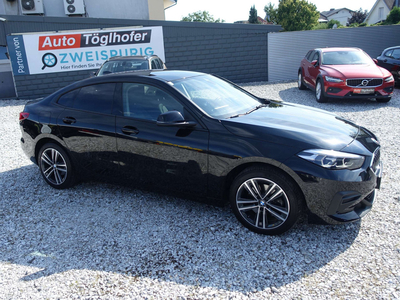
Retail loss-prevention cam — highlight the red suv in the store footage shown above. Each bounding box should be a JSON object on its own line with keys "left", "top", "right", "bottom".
{"left": 298, "top": 47, "right": 394, "bottom": 103}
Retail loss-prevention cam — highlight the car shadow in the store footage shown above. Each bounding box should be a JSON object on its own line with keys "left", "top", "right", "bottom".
{"left": 278, "top": 86, "right": 399, "bottom": 113}
{"left": 0, "top": 165, "right": 361, "bottom": 293}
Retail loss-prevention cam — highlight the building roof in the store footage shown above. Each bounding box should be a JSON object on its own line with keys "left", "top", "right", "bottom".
{"left": 320, "top": 7, "right": 354, "bottom": 18}
{"left": 384, "top": 0, "right": 396, "bottom": 9}
{"left": 364, "top": 0, "right": 399, "bottom": 23}
{"left": 319, "top": 13, "right": 328, "bottom": 22}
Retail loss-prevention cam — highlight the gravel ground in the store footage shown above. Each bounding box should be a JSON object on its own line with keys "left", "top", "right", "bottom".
{"left": 1, "top": 83, "right": 399, "bottom": 299}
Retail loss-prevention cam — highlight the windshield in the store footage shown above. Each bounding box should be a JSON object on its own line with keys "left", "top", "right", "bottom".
{"left": 322, "top": 50, "right": 372, "bottom": 65}
{"left": 97, "top": 60, "right": 149, "bottom": 75}
{"left": 170, "top": 74, "right": 262, "bottom": 119}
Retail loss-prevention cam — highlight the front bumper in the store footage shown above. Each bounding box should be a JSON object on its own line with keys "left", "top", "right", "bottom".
{"left": 327, "top": 160, "right": 382, "bottom": 222}
{"left": 324, "top": 80, "right": 394, "bottom": 99}
{"left": 285, "top": 156, "right": 382, "bottom": 225}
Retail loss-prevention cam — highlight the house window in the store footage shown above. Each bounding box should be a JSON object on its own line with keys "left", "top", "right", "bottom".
{"left": 379, "top": 7, "right": 384, "bottom": 20}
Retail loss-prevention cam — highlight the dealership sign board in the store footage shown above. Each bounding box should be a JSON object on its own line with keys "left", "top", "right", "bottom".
{"left": 7, "top": 26, "right": 165, "bottom": 76}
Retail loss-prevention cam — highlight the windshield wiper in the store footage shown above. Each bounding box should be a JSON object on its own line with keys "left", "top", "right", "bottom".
{"left": 229, "top": 104, "right": 268, "bottom": 119}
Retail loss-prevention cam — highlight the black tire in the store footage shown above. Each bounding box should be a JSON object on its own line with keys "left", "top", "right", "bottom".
{"left": 376, "top": 97, "right": 391, "bottom": 103}
{"left": 230, "top": 167, "right": 302, "bottom": 235}
{"left": 315, "top": 79, "right": 328, "bottom": 103}
{"left": 38, "top": 143, "right": 75, "bottom": 189}
{"left": 298, "top": 71, "right": 307, "bottom": 90}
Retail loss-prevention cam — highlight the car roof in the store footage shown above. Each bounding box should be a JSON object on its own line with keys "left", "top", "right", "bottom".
{"left": 105, "top": 70, "right": 202, "bottom": 82}
{"left": 107, "top": 55, "right": 157, "bottom": 61}
{"left": 382, "top": 45, "right": 400, "bottom": 51}
{"left": 318, "top": 47, "right": 362, "bottom": 53}
{"left": 50, "top": 70, "right": 205, "bottom": 100}
{"left": 60, "top": 70, "right": 204, "bottom": 93}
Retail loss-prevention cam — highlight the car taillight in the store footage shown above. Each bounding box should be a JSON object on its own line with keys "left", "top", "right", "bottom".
{"left": 19, "top": 112, "right": 29, "bottom": 121}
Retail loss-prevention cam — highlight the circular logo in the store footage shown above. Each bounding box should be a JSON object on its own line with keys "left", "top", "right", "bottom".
{"left": 41, "top": 53, "right": 58, "bottom": 70}
{"left": 361, "top": 79, "right": 369, "bottom": 86}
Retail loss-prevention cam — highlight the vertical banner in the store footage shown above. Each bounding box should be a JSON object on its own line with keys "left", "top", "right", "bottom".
{"left": 7, "top": 35, "right": 30, "bottom": 76}
{"left": 7, "top": 26, "right": 165, "bottom": 76}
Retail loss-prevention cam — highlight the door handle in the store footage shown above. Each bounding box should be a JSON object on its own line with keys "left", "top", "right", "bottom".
{"left": 383, "top": 59, "right": 387, "bottom": 62}
{"left": 121, "top": 126, "right": 139, "bottom": 135}
{"left": 63, "top": 117, "right": 76, "bottom": 124}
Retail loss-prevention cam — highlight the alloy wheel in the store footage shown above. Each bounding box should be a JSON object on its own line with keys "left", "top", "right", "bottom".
{"left": 316, "top": 81, "right": 322, "bottom": 100}
{"left": 40, "top": 148, "right": 68, "bottom": 186}
{"left": 236, "top": 177, "right": 290, "bottom": 230}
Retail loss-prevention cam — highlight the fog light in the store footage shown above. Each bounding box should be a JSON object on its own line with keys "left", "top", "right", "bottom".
{"left": 327, "top": 87, "right": 342, "bottom": 94}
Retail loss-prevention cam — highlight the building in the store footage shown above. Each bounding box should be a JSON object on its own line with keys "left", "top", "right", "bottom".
{"left": 364, "top": 0, "right": 400, "bottom": 24}
{"left": 0, "top": 0, "right": 177, "bottom": 20}
{"left": 320, "top": 8, "right": 354, "bottom": 26}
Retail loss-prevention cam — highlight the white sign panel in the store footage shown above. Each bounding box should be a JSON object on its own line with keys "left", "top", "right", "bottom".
{"left": 7, "top": 27, "right": 165, "bottom": 75}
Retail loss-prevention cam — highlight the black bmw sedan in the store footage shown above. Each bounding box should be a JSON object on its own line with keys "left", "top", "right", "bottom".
{"left": 19, "top": 70, "right": 382, "bottom": 235}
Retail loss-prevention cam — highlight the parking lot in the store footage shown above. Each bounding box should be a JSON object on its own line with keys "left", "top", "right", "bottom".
{"left": 1, "top": 82, "right": 399, "bottom": 299}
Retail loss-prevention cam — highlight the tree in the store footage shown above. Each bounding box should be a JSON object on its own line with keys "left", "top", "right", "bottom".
{"left": 248, "top": 5, "right": 260, "bottom": 24}
{"left": 385, "top": 6, "right": 400, "bottom": 24}
{"left": 348, "top": 8, "right": 368, "bottom": 25}
{"left": 181, "top": 11, "right": 224, "bottom": 23}
{"left": 264, "top": 0, "right": 319, "bottom": 31}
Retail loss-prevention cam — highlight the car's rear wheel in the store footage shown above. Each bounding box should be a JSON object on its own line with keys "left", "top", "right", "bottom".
{"left": 230, "top": 167, "right": 302, "bottom": 235}
{"left": 298, "top": 71, "right": 306, "bottom": 90}
{"left": 376, "top": 97, "right": 391, "bottom": 103}
{"left": 38, "top": 143, "right": 74, "bottom": 189}
{"left": 315, "top": 79, "right": 327, "bottom": 103}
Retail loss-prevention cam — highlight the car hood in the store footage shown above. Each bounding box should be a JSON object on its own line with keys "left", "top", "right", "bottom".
{"left": 221, "top": 102, "right": 360, "bottom": 151}
{"left": 321, "top": 64, "right": 389, "bottom": 78}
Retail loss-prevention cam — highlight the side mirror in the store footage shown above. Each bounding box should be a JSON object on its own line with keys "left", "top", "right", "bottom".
{"left": 311, "top": 60, "right": 319, "bottom": 67}
{"left": 372, "top": 58, "right": 378, "bottom": 65}
{"left": 157, "top": 111, "right": 196, "bottom": 127}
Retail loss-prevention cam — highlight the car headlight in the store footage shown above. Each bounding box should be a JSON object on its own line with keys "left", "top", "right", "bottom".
{"left": 325, "top": 76, "right": 343, "bottom": 83}
{"left": 298, "top": 149, "right": 365, "bottom": 170}
{"left": 384, "top": 75, "right": 394, "bottom": 82}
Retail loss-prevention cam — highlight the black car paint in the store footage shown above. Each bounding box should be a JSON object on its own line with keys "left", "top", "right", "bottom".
{"left": 377, "top": 46, "right": 400, "bottom": 85}
{"left": 20, "top": 70, "right": 381, "bottom": 225}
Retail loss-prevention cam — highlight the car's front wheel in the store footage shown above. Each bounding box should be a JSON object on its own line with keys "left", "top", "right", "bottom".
{"left": 230, "top": 167, "right": 302, "bottom": 235}
{"left": 315, "top": 79, "right": 328, "bottom": 103}
{"left": 38, "top": 143, "right": 75, "bottom": 189}
{"left": 298, "top": 71, "right": 306, "bottom": 90}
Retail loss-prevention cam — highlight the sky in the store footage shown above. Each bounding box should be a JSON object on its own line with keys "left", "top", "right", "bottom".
{"left": 165, "top": 0, "right": 378, "bottom": 23}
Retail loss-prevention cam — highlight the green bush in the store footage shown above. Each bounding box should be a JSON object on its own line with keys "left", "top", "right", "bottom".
{"left": 314, "top": 23, "right": 328, "bottom": 30}
{"left": 386, "top": 7, "right": 400, "bottom": 24}
{"left": 327, "top": 19, "right": 342, "bottom": 29}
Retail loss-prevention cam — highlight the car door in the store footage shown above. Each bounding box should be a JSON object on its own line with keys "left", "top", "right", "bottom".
{"left": 56, "top": 83, "right": 118, "bottom": 177}
{"left": 381, "top": 48, "right": 400, "bottom": 74}
{"left": 307, "top": 51, "right": 321, "bottom": 88}
{"left": 114, "top": 81, "right": 209, "bottom": 196}
{"left": 302, "top": 50, "right": 314, "bottom": 86}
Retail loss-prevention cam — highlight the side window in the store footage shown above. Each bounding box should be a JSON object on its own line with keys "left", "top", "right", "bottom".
{"left": 156, "top": 59, "right": 163, "bottom": 69}
{"left": 311, "top": 52, "right": 320, "bottom": 64}
{"left": 392, "top": 49, "right": 400, "bottom": 60}
{"left": 73, "top": 83, "right": 116, "bottom": 114}
{"left": 384, "top": 50, "right": 393, "bottom": 58}
{"left": 306, "top": 50, "right": 314, "bottom": 61}
{"left": 57, "top": 88, "right": 79, "bottom": 107}
{"left": 151, "top": 59, "right": 158, "bottom": 69}
{"left": 122, "top": 83, "right": 183, "bottom": 121}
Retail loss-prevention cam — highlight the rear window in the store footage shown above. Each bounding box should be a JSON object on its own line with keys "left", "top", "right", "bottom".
{"left": 97, "top": 60, "right": 149, "bottom": 75}
{"left": 57, "top": 83, "right": 116, "bottom": 114}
